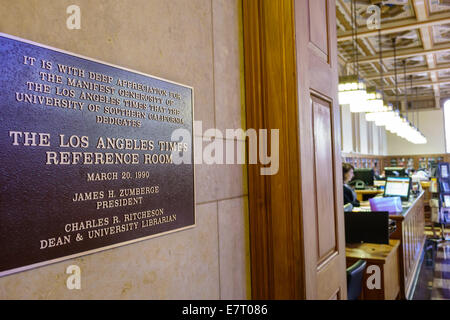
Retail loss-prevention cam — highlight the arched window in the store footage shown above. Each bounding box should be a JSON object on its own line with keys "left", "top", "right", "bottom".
{"left": 445, "top": 100, "right": 450, "bottom": 153}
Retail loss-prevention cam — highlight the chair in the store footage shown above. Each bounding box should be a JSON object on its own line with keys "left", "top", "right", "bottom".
{"left": 347, "top": 259, "right": 367, "bottom": 300}
{"left": 344, "top": 203, "right": 353, "bottom": 212}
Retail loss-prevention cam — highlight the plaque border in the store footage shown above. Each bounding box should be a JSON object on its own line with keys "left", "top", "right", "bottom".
{"left": 0, "top": 32, "right": 197, "bottom": 278}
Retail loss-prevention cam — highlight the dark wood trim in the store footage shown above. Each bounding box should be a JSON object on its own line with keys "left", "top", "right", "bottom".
{"left": 242, "top": 0, "right": 305, "bottom": 299}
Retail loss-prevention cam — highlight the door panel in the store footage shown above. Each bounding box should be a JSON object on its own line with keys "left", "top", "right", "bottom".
{"left": 295, "top": 0, "right": 347, "bottom": 299}
{"left": 308, "top": 0, "right": 329, "bottom": 60}
{"left": 317, "top": 256, "right": 343, "bottom": 300}
{"left": 312, "top": 96, "right": 338, "bottom": 261}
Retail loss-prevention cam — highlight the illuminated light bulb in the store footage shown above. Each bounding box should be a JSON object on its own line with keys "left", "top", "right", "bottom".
{"left": 366, "top": 89, "right": 384, "bottom": 113}
{"left": 386, "top": 111, "right": 405, "bottom": 135}
{"left": 366, "top": 112, "right": 378, "bottom": 122}
{"left": 396, "top": 125, "right": 408, "bottom": 138}
{"left": 339, "top": 77, "right": 368, "bottom": 113}
{"left": 338, "top": 91, "right": 351, "bottom": 105}
{"left": 370, "top": 99, "right": 384, "bottom": 112}
{"left": 349, "top": 90, "right": 368, "bottom": 113}
{"left": 384, "top": 112, "right": 400, "bottom": 132}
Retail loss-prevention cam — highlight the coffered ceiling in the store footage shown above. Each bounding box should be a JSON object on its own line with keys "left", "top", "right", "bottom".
{"left": 336, "top": 0, "right": 450, "bottom": 110}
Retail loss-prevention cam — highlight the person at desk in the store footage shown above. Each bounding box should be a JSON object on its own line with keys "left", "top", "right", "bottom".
{"left": 373, "top": 161, "right": 383, "bottom": 180}
{"left": 343, "top": 163, "right": 360, "bottom": 208}
{"left": 406, "top": 168, "right": 416, "bottom": 178}
{"left": 373, "top": 161, "right": 379, "bottom": 176}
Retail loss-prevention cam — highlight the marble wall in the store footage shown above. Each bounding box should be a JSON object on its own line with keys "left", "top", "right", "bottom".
{"left": 0, "top": 0, "right": 250, "bottom": 299}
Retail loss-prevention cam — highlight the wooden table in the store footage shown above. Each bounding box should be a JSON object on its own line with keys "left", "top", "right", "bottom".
{"left": 346, "top": 240, "right": 401, "bottom": 300}
{"left": 348, "top": 192, "right": 426, "bottom": 300}
{"left": 355, "top": 189, "right": 384, "bottom": 201}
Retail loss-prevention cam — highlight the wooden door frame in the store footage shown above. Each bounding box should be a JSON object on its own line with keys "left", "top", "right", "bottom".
{"left": 242, "top": 0, "right": 345, "bottom": 300}
{"left": 242, "top": 0, "right": 305, "bottom": 299}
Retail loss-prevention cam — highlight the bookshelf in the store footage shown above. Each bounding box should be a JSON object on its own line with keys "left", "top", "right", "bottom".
{"left": 342, "top": 153, "right": 450, "bottom": 174}
{"left": 341, "top": 153, "right": 384, "bottom": 174}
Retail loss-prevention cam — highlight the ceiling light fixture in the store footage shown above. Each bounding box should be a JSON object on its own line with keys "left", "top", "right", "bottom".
{"left": 338, "top": 0, "right": 368, "bottom": 112}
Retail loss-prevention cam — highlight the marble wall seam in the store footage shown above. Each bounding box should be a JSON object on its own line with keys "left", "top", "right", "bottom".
{"left": 196, "top": 194, "right": 249, "bottom": 206}
{"left": 211, "top": 0, "right": 217, "bottom": 130}
{"left": 195, "top": 134, "right": 248, "bottom": 204}
{"left": 212, "top": 0, "right": 246, "bottom": 134}
{"left": 195, "top": 162, "right": 248, "bottom": 203}
{"left": 215, "top": 200, "right": 222, "bottom": 299}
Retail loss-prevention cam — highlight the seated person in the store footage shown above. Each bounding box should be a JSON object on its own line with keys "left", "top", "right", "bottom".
{"left": 412, "top": 169, "right": 429, "bottom": 181}
{"left": 373, "top": 161, "right": 380, "bottom": 177}
{"left": 343, "top": 163, "right": 360, "bottom": 207}
{"left": 373, "top": 162, "right": 383, "bottom": 180}
{"left": 390, "top": 170, "right": 400, "bottom": 177}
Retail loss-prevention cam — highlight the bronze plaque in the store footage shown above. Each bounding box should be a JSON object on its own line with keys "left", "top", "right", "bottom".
{"left": 0, "top": 33, "right": 195, "bottom": 276}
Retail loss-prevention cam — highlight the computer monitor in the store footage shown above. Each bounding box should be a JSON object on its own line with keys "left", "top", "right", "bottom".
{"left": 385, "top": 167, "right": 407, "bottom": 178}
{"left": 351, "top": 168, "right": 375, "bottom": 188}
{"left": 438, "top": 163, "right": 450, "bottom": 180}
{"left": 384, "top": 176, "right": 411, "bottom": 201}
{"left": 344, "top": 211, "right": 389, "bottom": 245}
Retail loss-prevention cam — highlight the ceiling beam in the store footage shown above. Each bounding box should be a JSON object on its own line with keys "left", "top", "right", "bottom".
{"left": 337, "top": 13, "right": 450, "bottom": 42}
{"left": 384, "top": 95, "right": 438, "bottom": 102}
{"left": 350, "top": 44, "right": 450, "bottom": 64}
{"left": 364, "top": 63, "right": 450, "bottom": 80}
{"left": 412, "top": 0, "right": 441, "bottom": 110}
{"left": 335, "top": 0, "right": 450, "bottom": 107}
{"left": 395, "top": 77, "right": 450, "bottom": 87}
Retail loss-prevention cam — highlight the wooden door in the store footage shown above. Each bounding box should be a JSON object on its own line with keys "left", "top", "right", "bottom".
{"left": 295, "top": 0, "right": 347, "bottom": 300}
{"left": 242, "top": 0, "right": 346, "bottom": 299}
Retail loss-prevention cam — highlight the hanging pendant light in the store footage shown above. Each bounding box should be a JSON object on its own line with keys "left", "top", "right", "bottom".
{"left": 387, "top": 37, "right": 401, "bottom": 133}
{"left": 385, "top": 110, "right": 403, "bottom": 134}
{"left": 338, "top": 0, "right": 368, "bottom": 112}
{"left": 339, "top": 75, "right": 368, "bottom": 112}
{"left": 408, "top": 80, "right": 427, "bottom": 144}
{"left": 360, "top": 16, "right": 427, "bottom": 144}
{"left": 366, "top": 15, "right": 390, "bottom": 122}
{"left": 395, "top": 60, "right": 410, "bottom": 139}
{"left": 398, "top": 61, "right": 428, "bottom": 144}
{"left": 373, "top": 104, "right": 395, "bottom": 126}
{"left": 366, "top": 87, "right": 384, "bottom": 113}
{"left": 366, "top": 104, "right": 389, "bottom": 121}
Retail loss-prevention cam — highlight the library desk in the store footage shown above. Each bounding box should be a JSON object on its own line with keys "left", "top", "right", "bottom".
{"left": 346, "top": 239, "right": 401, "bottom": 300}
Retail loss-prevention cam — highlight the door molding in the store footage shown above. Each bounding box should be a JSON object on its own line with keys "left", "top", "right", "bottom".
{"left": 242, "top": 0, "right": 346, "bottom": 300}
{"left": 242, "top": 0, "right": 305, "bottom": 299}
